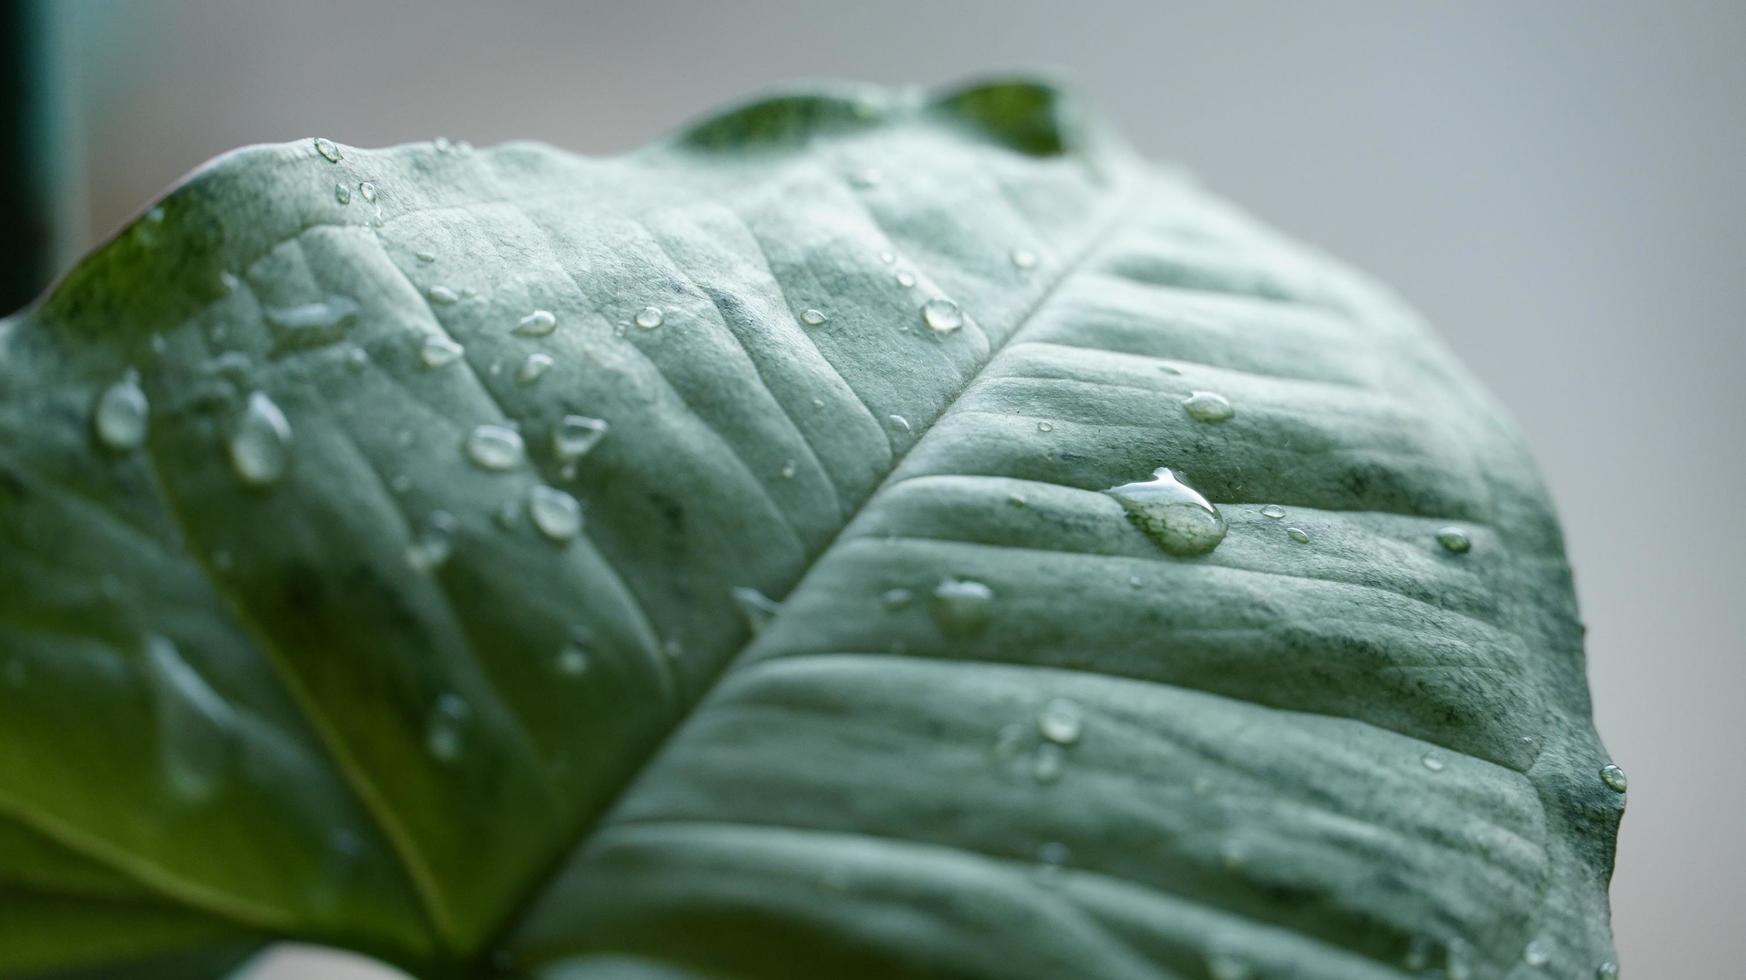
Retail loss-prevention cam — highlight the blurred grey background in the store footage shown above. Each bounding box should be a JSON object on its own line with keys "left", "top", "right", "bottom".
{"left": 24, "top": 2, "right": 1745, "bottom": 976}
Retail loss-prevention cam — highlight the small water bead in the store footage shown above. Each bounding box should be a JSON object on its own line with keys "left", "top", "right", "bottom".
{"left": 921, "top": 298, "right": 963, "bottom": 334}
{"left": 780, "top": 460, "right": 797, "bottom": 480}
{"left": 1436, "top": 526, "right": 1472, "bottom": 554}
{"left": 465, "top": 424, "right": 525, "bottom": 471}
{"left": 800, "top": 308, "right": 828, "bottom": 326}
{"left": 405, "top": 510, "right": 459, "bottom": 572}
{"left": 879, "top": 588, "right": 914, "bottom": 611}
{"left": 879, "top": 250, "right": 897, "bottom": 265}
{"left": 314, "top": 137, "right": 343, "bottom": 162}
{"left": 419, "top": 335, "right": 465, "bottom": 368}
{"left": 1595, "top": 961, "right": 1619, "bottom": 979}
{"left": 426, "top": 694, "right": 470, "bottom": 762}
{"left": 896, "top": 269, "right": 917, "bottom": 288}
{"left": 428, "top": 285, "right": 459, "bottom": 306}
{"left": 930, "top": 577, "right": 994, "bottom": 637}
{"left": 334, "top": 183, "right": 352, "bottom": 205}
{"left": 229, "top": 392, "right": 293, "bottom": 487}
{"left": 1286, "top": 526, "right": 1311, "bottom": 544}
{"left": 1032, "top": 742, "right": 1065, "bottom": 783}
{"left": 514, "top": 309, "right": 557, "bottom": 337}
{"left": 1037, "top": 698, "right": 1082, "bottom": 745}
{"left": 94, "top": 370, "right": 150, "bottom": 450}
{"left": 1523, "top": 937, "right": 1552, "bottom": 967}
{"left": 1010, "top": 248, "right": 1039, "bottom": 269}
{"left": 556, "top": 634, "right": 593, "bottom": 676}
{"left": 415, "top": 250, "right": 437, "bottom": 263}
{"left": 528, "top": 485, "right": 583, "bottom": 542}
{"left": 345, "top": 347, "right": 369, "bottom": 372}
{"left": 516, "top": 352, "right": 554, "bottom": 385}
{"left": 731, "top": 586, "right": 782, "bottom": 635}
{"left": 1600, "top": 763, "right": 1628, "bottom": 793}
{"left": 1421, "top": 752, "right": 1446, "bottom": 772}
{"left": 553, "top": 415, "right": 609, "bottom": 462}
{"left": 1181, "top": 390, "right": 1235, "bottom": 423}
{"left": 634, "top": 306, "right": 664, "bottom": 329}
{"left": 887, "top": 414, "right": 912, "bottom": 434}
{"left": 1104, "top": 467, "right": 1227, "bottom": 557}
{"left": 358, "top": 181, "right": 377, "bottom": 203}
{"left": 1036, "top": 421, "right": 1053, "bottom": 433}
{"left": 1260, "top": 504, "right": 1286, "bottom": 520}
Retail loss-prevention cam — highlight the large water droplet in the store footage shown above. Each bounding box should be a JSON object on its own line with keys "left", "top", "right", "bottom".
{"left": 930, "top": 577, "right": 994, "bottom": 637}
{"left": 1037, "top": 698, "right": 1082, "bottom": 745}
{"left": 516, "top": 353, "right": 555, "bottom": 385}
{"left": 1260, "top": 504, "right": 1286, "bottom": 520}
{"left": 229, "top": 392, "right": 293, "bottom": 487}
{"left": 801, "top": 308, "right": 828, "bottom": 326}
{"left": 1437, "top": 526, "right": 1472, "bottom": 554}
{"left": 1595, "top": 961, "right": 1619, "bottom": 979}
{"left": 514, "top": 309, "right": 557, "bottom": 337}
{"left": 552, "top": 415, "right": 608, "bottom": 462}
{"left": 732, "top": 586, "right": 781, "bottom": 635}
{"left": 1104, "top": 467, "right": 1227, "bottom": 557}
{"left": 143, "top": 635, "right": 236, "bottom": 803}
{"left": 465, "top": 424, "right": 524, "bottom": 471}
{"left": 1286, "top": 526, "right": 1311, "bottom": 544}
{"left": 1523, "top": 937, "right": 1551, "bottom": 967}
{"left": 334, "top": 183, "right": 352, "bottom": 205}
{"left": 921, "top": 298, "right": 963, "bottom": 334}
{"left": 528, "top": 485, "right": 582, "bottom": 542}
{"left": 420, "top": 335, "right": 465, "bottom": 368}
{"left": 358, "top": 181, "right": 377, "bottom": 204}
{"left": 1421, "top": 752, "right": 1446, "bottom": 772}
{"left": 314, "top": 137, "right": 343, "bottom": 162}
{"left": 1181, "top": 390, "right": 1234, "bottom": 422}
{"left": 635, "top": 306, "right": 664, "bottom": 330}
{"left": 406, "top": 510, "right": 459, "bottom": 572}
{"left": 1600, "top": 763, "right": 1628, "bottom": 793}
{"left": 94, "top": 370, "right": 149, "bottom": 450}
{"left": 888, "top": 414, "right": 912, "bottom": 434}
{"left": 895, "top": 269, "right": 917, "bottom": 288}
{"left": 265, "top": 295, "right": 360, "bottom": 348}
{"left": 426, "top": 694, "right": 470, "bottom": 763}
{"left": 428, "top": 285, "right": 459, "bottom": 306}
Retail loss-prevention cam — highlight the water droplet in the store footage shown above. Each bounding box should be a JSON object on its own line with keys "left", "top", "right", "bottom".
{"left": 1422, "top": 752, "right": 1446, "bottom": 772}
{"left": 1523, "top": 937, "right": 1551, "bottom": 967}
{"left": 1286, "top": 526, "right": 1311, "bottom": 544}
{"left": 888, "top": 414, "right": 912, "bottom": 434}
{"left": 1181, "top": 390, "right": 1234, "bottom": 422}
{"left": 143, "top": 635, "right": 236, "bottom": 802}
{"left": 264, "top": 295, "right": 360, "bottom": 346}
{"left": 516, "top": 352, "right": 554, "bottom": 385}
{"left": 514, "top": 309, "right": 557, "bottom": 337}
{"left": 556, "top": 633, "right": 592, "bottom": 676}
{"left": 553, "top": 415, "right": 609, "bottom": 462}
{"left": 1596, "top": 961, "right": 1619, "bottom": 979}
{"left": 1128, "top": 575, "right": 1143, "bottom": 589}
{"left": 334, "top": 183, "right": 351, "bottom": 204}
{"left": 1104, "top": 467, "right": 1227, "bottom": 557}
{"left": 879, "top": 250, "right": 897, "bottom": 265}
{"left": 94, "top": 370, "right": 150, "bottom": 450}
{"left": 1037, "top": 698, "right": 1082, "bottom": 745}
{"left": 1033, "top": 743, "right": 1064, "bottom": 783}
{"left": 921, "top": 298, "right": 962, "bottom": 334}
{"left": 426, "top": 694, "right": 469, "bottom": 762}
{"left": 465, "top": 424, "right": 524, "bottom": 471}
{"left": 358, "top": 181, "right": 377, "bottom": 203}
{"left": 1260, "top": 504, "right": 1286, "bottom": 520}
{"left": 896, "top": 269, "right": 917, "bottom": 288}
{"left": 800, "top": 308, "right": 828, "bottom": 326}
{"left": 405, "top": 510, "right": 459, "bottom": 572}
{"left": 528, "top": 485, "right": 582, "bottom": 542}
{"left": 731, "top": 586, "right": 781, "bottom": 635}
{"left": 415, "top": 250, "right": 437, "bottom": 263}
{"left": 428, "top": 285, "right": 459, "bottom": 306}
{"left": 879, "top": 587, "right": 913, "bottom": 611}
{"left": 1437, "top": 526, "right": 1472, "bottom": 554}
{"left": 419, "top": 335, "right": 465, "bottom": 368}
{"left": 345, "top": 347, "right": 369, "bottom": 372}
{"left": 634, "top": 306, "right": 664, "bottom": 329}
{"left": 1010, "top": 248, "right": 1038, "bottom": 269}
{"left": 229, "top": 392, "right": 293, "bottom": 487}
{"left": 1036, "top": 420, "right": 1053, "bottom": 432}
{"left": 930, "top": 577, "right": 994, "bottom": 637}
{"left": 1600, "top": 763, "right": 1627, "bottom": 793}
{"left": 314, "top": 137, "right": 343, "bottom": 162}
{"left": 780, "top": 460, "right": 797, "bottom": 480}
{"left": 849, "top": 167, "right": 882, "bottom": 188}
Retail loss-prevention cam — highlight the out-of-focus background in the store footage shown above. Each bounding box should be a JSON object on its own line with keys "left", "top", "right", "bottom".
{"left": 10, "top": 2, "right": 1743, "bottom": 977}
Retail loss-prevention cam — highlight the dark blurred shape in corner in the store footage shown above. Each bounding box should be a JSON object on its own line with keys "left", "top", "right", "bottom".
{"left": 2, "top": 0, "right": 80, "bottom": 317}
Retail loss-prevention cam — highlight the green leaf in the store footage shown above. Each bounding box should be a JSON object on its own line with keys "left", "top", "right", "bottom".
{"left": 0, "top": 79, "right": 1619, "bottom": 978}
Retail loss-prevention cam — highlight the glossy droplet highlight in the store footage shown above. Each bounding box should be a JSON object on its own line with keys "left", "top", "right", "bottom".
{"left": 896, "top": 269, "right": 917, "bottom": 288}
{"left": 514, "top": 309, "right": 557, "bottom": 337}
{"left": 1010, "top": 248, "right": 1038, "bottom": 269}
{"left": 94, "top": 370, "right": 149, "bottom": 450}
{"left": 879, "top": 250, "right": 897, "bottom": 265}
{"left": 420, "top": 335, "right": 464, "bottom": 368}
{"left": 1260, "top": 504, "right": 1286, "bottom": 520}
{"left": 406, "top": 510, "right": 459, "bottom": 572}
{"left": 732, "top": 586, "right": 781, "bottom": 635}
{"left": 1182, "top": 390, "right": 1234, "bottom": 422}
{"left": 415, "top": 249, "right": 437, "bottom": 263}
{"left": 426, "top": 694, "right": 470, "bottom": 762}
{"left": 314, "top": 137, "right": 342, "bottom": 162}
{"left": 1523, "top": 937, "right": 1551, "bottom": 967}
{"left": 1437, "top": 526, "right": 1472, "bottom": 554}
{"left": 888, "top": 414, "right": 912, "bottom": 434}
{"left": 1421, "top": 752, "right": 1446, "bottom": 772}
{"left": 229, "top": 392, "right": 293, "bottom": 487}
{"left": 780, "top": 460, "right": 797, "bottom": 480}
{"left": 879, "top": 588, "right": 913, "bottom": 611}
{"left": 1105, "top": 467, "right": 1227, "bottom": 557}
{"left": 358, "top": 181, "right": 377, "bottom": 203}
{"left": 1595, "top": 961, "right": 1619, "bottom": 979}
{"left": 921, "top": 298, "right": 963, "bottom": 334}
{"left": 634, "top": 306, "right": 664, "bottom": 330}
{"left": 1037, "top": 698, "right": 1082, "bottom": 745}
{"left": 930, "top": 577, "right": 994, "bottom": 637}
{"left": 1287, "top": 526, "right": 1311, "bottom": 544}
{"left": 553, "top": 415, "right": 608, "bottom": 462}
{"left": 1036, "top": 421, "right": 1054, "bottom": 433}
{"left": 528, "top": 485, "right": 582, "bottom": 542}
{"left": 517, "top": 352, "right": 554, "bottom": 385}
{"left": 556, "top": 634, "right": 592, "bottom": 676}
{"left": 1600, "top": 763, "right": 1628, "bottom": 793}
{"left": 428, "top": 285, "right": 459, "bottom": 306}
{"left": 334, "top": 183, "right": 351, "bottom": 204}
{"left": 801, "top": 308, "right": 828, "bottom": 326}
{"left": 465, "top": 424, "right": 524, "bottom": 471}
